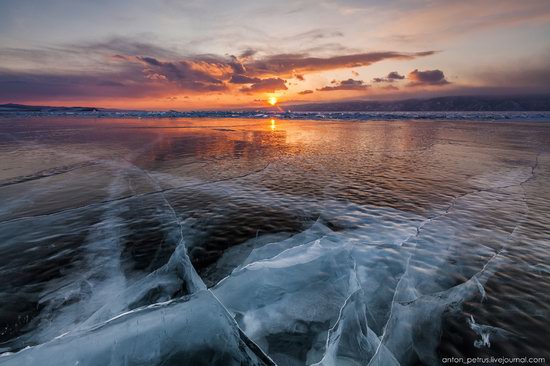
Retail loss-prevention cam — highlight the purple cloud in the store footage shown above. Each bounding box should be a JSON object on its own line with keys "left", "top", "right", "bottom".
{"left": 229, "top": 74, "right": 261, "bottom": 84}
{"left": 318, "top": 78, "right": 370, "bottom": 91}
{"left": 373, "top": 71, "right": 405, "bottom": 83}
{"left": 407, "top": 69, "right": 449, "bottom": 86}
{"left": 246, "top": 51, "right": 435, "bottom": 77}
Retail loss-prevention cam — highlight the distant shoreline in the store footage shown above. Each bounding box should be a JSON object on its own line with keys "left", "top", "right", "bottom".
{"left": 2, "top": 95, "right": 550, "bottom": 114}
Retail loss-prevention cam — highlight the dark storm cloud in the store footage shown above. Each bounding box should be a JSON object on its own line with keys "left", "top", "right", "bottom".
{"left": 318, "top": 78, "right": 370, "bottom": 91}
{"left": 407, "top": 69, "right": 449, "bottom": 86}
{"left": 240, "top": 78, "right": 287, "bottom": 93}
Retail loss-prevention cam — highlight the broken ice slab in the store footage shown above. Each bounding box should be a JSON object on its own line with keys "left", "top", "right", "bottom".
{"left": 467, "top": 315, "right": 517, "bottom": 349}
{"left": 212, "top": 222, "right": 409, "bottom": 365}
{"left": 312, "top": 289, "right": 399, "bottom": 366}
{"left": 0, "top": 290, "right": 274, "bottom": 366}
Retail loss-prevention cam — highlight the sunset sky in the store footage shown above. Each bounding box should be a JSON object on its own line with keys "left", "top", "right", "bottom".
{"left": 1, "top": 0, "right": 549, "bottom": 109}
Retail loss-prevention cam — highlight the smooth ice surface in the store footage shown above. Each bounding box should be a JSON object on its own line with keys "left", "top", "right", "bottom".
{"left": 1, "top": 116, "right": 549, "bottom": 365}
{"left": 3, "top": 109, "right": 550, "bottom": 121}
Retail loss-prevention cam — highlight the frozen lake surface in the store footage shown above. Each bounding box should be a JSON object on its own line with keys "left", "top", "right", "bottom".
{"left": 0, "top": 116, "right": 549, "bottom": 365}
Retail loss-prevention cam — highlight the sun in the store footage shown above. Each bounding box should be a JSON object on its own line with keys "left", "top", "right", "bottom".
{"left": 268, "top": 96, "right": 278, "bottom": 106}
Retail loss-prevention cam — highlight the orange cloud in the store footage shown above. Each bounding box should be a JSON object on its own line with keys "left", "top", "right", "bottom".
{"left": 240, "top": 78, "right": 287, "bottom": 93}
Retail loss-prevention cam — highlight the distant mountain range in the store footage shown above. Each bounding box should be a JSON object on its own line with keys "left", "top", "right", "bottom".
{"left": 286, "top": 95, "right": 550, "bottom": 112}
{"left": 2, "top": 95, "right": 550, "bottom": 113}
{"left": 0, "top": 103, "right": 100, "bottom": 112}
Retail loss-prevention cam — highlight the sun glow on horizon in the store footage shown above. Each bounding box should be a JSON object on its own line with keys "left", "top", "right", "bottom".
{"left": 268, "top": 96, "right": 278, "bottom": 106}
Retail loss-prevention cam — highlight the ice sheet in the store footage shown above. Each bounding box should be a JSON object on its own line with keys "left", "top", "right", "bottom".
{"left": 0, "top": 291, "right": 274, "bottom": 366}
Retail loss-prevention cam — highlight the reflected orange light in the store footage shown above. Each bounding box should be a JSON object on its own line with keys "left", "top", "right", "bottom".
{"left": 270, "top": 118, "right": 276, "bottom": 130}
